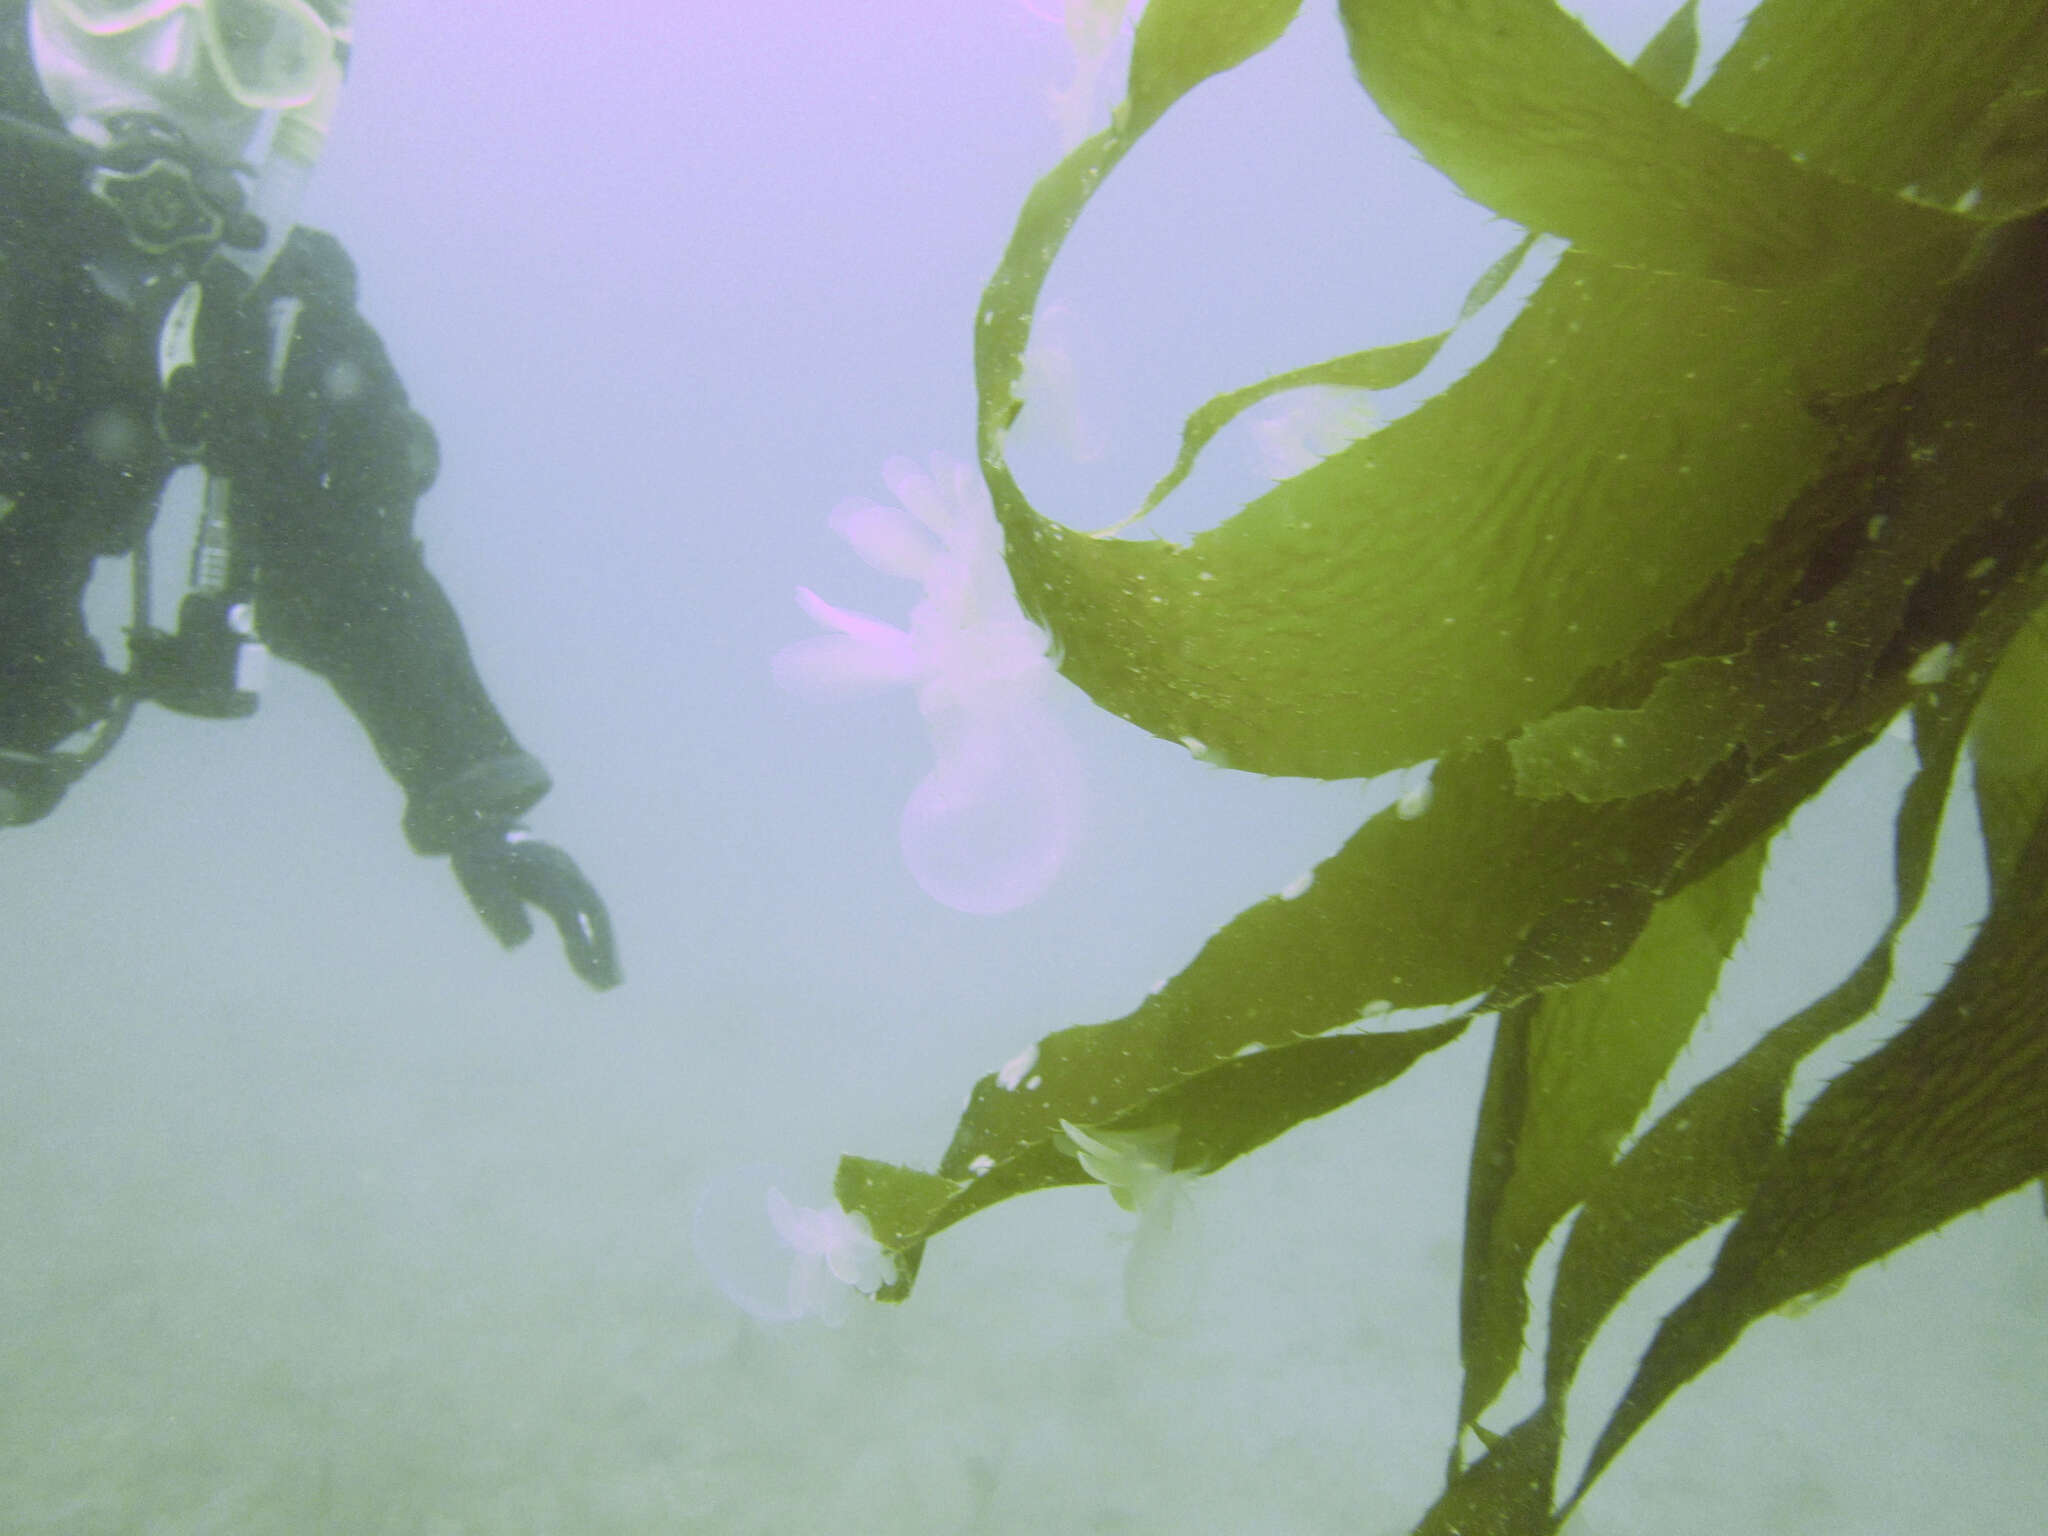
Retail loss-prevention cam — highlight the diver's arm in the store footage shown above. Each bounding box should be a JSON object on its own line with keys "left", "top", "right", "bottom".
{"left": 232, "top": 232, "right": 526, "bottom": 819}
{"left": 235, "top": 228, "right": 619, "bottom": 988}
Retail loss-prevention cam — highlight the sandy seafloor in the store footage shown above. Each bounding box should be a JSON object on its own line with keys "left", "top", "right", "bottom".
{"left": 3, "top": 2, "right": 2045, "bottom": 1531}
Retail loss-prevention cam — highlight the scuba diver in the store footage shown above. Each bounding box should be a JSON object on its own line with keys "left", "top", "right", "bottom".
{"left": 0, "top": 0, "right": 621, "bottom": 989}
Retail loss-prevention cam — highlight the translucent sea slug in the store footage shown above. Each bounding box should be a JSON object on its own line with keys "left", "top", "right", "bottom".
{"left": 1248, "top": 386, "right": 1380, "bottom": 480}
{"left": 1015, "top": 300, "right": 1107, "bottom": 463}
{"left": 774, "top": 453, "right": 1085, "bottom": 914}
{"left": 1014, "top": 0, "right": 1141, "bottom": 148}
{"left": 1059, "top": 1118, "right": 1203, "bottom": 1333}
{"left": 692, "top": 1164, "right": 897, "bottom": 1327}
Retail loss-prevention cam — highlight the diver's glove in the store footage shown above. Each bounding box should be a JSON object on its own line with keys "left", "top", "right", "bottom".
{"left": 0, "top": 749, "right": 75, "bottom": 828}
{"left": 450, "top": 824, "right": 622, "bottom": 991}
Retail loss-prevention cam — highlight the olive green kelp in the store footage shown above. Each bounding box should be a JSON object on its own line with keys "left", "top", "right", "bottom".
{"left": 836, "top": 1, "right": 2048, "bottom": 1528}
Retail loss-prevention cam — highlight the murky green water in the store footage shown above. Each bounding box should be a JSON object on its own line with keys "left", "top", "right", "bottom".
{"left": 5, "top": 3, "right": 2045, "bottom": 1531}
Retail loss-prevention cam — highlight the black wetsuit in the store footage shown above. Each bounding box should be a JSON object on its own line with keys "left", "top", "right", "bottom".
{"left": 0, "top": 5, "right": 546, "bottom": 852}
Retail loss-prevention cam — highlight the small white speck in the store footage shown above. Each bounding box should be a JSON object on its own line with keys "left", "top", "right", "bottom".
{"left": 997, "top": 1045, "right": 1039, "bottom": 1091}
{"left": 1908, "top": 643, "right": 1954, "bottom": 687}
{"left": 1233, "top": 1041, "right": 1265, "bottom": 1058}
{"left": 322, "top": 359, "right": 365, "bottom": 401}
{"left": 1280, "top": 872, "right": 1314, "bottom": 900}
{"left": 82, "top": 407, "right": 145, "bottom": 464}
{"left": 969, "top": 1155, "right": 995, "bottom": 1176}
{"left": 1397, "top": 780, "right": 1434, "bottom": 820}
{"left": 1024, "top": 1075, "right": 1043, "bottom": 1091}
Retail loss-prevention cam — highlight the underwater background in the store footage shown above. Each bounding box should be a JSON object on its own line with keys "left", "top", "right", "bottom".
{"left": 4, "top": 1, "right": 2046, "bottom": 1530}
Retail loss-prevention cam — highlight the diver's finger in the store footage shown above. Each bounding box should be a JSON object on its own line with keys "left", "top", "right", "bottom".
{"left": 560, "top": 899, "right": 622, "bottom": 991}
{"left": 452, "top": 847, "right": 534, "bottom": 948}
{"left": 508, "top": 841, "right": 621, "bottom": 990}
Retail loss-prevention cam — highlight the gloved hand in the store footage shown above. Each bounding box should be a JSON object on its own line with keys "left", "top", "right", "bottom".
{"left": 0, "top": 749, "right": 74, "bottom": 828}
{"left": 450, "top": 825, "right": 621, "bottom": 990}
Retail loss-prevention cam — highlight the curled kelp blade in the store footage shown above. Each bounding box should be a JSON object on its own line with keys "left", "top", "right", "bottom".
{"left": 975, "top": 0, "right": 1980, "bottom": 781}
{"left": 1337, "top": 0, "right": 1959, "bottom": 286}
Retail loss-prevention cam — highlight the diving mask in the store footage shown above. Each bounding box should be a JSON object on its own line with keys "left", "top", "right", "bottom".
{"left": 38, "top": 0, "right": 338, "bottom": 113}
{"left": 30, "top": 0, "right": 343, "bottom": 167}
